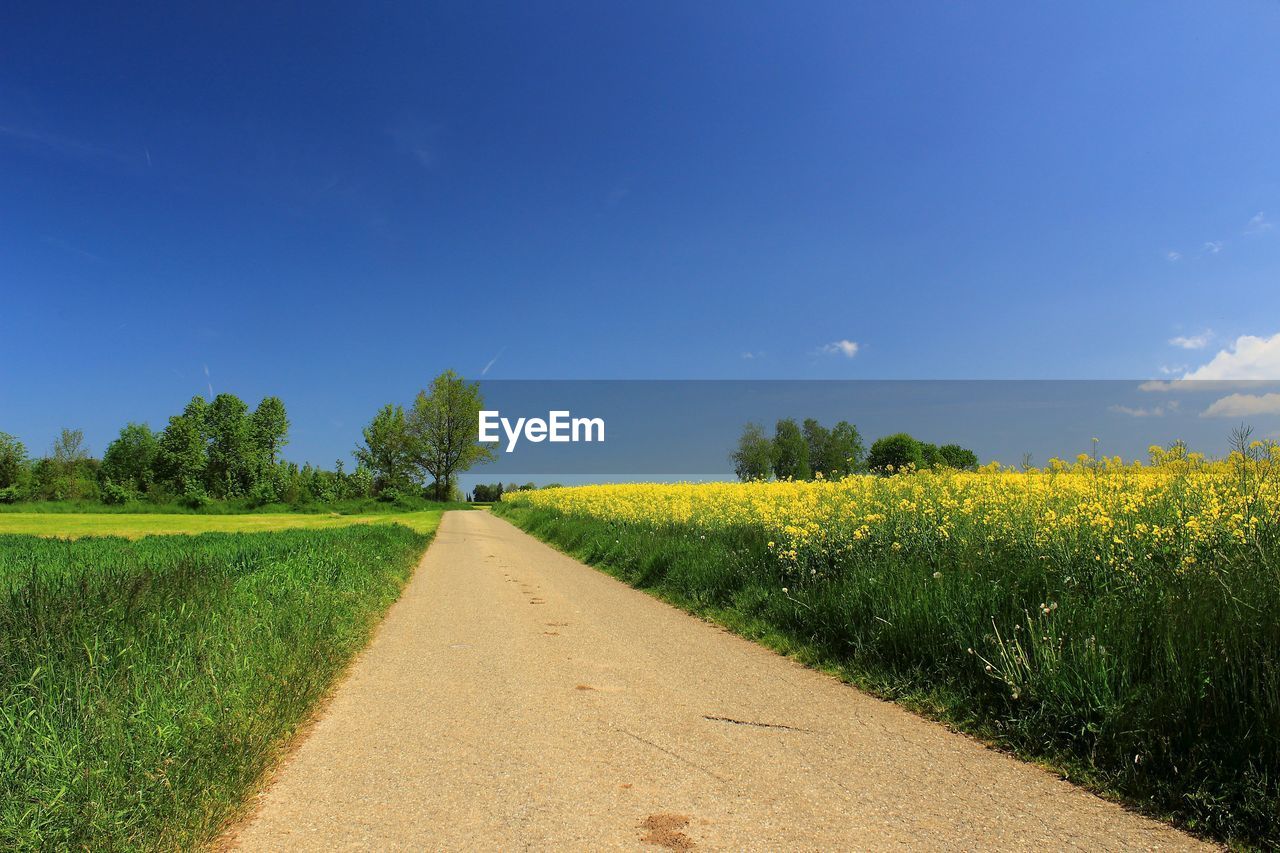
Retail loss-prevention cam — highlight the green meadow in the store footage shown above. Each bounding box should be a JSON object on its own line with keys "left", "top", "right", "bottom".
{"left": 0, "top": 511, "right": 441, "bottom": 850}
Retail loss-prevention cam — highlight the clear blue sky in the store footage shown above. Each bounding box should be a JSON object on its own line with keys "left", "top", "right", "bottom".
{"left": 3, "top": 2, "right": 1279, "bottom": 465}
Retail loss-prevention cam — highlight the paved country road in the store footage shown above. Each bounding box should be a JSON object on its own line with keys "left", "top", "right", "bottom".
{"left": 225, "top": 510, "right": 1211, "bottom": 851}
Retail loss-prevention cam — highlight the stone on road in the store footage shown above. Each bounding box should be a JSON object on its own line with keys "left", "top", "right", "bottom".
{"left": 227, "top": 510, "right": 1210, "bottom": 851}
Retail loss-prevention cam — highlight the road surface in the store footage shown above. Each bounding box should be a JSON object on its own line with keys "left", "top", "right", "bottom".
{"left": 226, "top": 510, "right": 1209, "bottom": 851}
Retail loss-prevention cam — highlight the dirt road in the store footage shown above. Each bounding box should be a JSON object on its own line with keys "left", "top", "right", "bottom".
{"left": 227, "top": 510, "right": 1209, "bottom": 851}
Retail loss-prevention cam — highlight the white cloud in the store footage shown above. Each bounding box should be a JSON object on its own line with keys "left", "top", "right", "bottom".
{"left": 1169, "top": 331, "right": 1212, "bottom": 350}
{"left": 1166, "top": 250, "right": 1182, "bottom": 261}
{"left": 1203, "top": 240, "right": 1223, "bottom": 254}
{"left": 740, "top": 350, "right": 765, "bottom": 360}
{"left": 1183, "top": 332, "right": 1280, "bottom": 380}
{"left": 1110, "top": 401, "right": 1179, "bottom": 418}
{"left": 1201, "top": 392, "right": 1280, "bottom": 418}
{"left": 1245, "top": 211, "right": 1271, "bottom": 235}
{"left": 820, "top": 339, "right": 860, "bottom": 358}
{"left": 1158, "top": 364, "right": 1187, "bottom": 375}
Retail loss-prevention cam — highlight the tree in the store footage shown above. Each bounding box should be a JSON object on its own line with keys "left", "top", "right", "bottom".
{"left": 101, "top": 423, "right": 158, "bottom": 491}
{"left": 0, "top": 432, "right": 27, "bottom": 490}
{"left": 771, "top": 418, "right": 810, "bottom": 480}
{"left": 157, "top": 396, "right": 209, "bottom": 498}
{"left": 918, "top": 441, "right": 943, "bottom": 469}
{"left": 354, "top": 403, "right": 417, "bottom": 494}
{"left": 405, "top": 370, "right": 495, "bottom": 500}
{"left": 472, "top": 482, "right": 505, "bottom": 502}
{"left": 938, "top": 443, "right": 979, "bottom": 471}
{"left": 205, "top": 394, "right": 256, "bottom": 497}
{"left": 867, "top": 433, "right": 924, "bottom": 474}
{"left": 826, "top": 420, "right": 864, "bottom": 478}
{"left": 348, "top": 463, "right": 375, "bottom": 498}
{"left": 802, "top": 419, "right": 831, "bottom": 477}
{"left": 52, "top": 428, "right": 90, "bottom": 469}
{"left": 44, "top": 428, "right": 96, "bottom": 500}
{"left": 731, "top": 422, "right": 773, "bottom": 481}
{"left": 251, "top": 396, "right": 290, "bottom": 470}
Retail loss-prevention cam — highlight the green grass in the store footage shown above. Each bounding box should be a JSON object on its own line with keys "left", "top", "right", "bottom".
{"left": 494, "top": 501, "right": 1280, "bottom": 849}
{"left": 0, "top": 515, "right": 439, "bottom": 850}
{"left": 0, "top": 509, "right": 446, "bottom": 539}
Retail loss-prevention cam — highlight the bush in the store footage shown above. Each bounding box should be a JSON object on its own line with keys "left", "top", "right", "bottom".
{"left": 866, "top": 433, "right": 924, "bottom": 474}
{"left": 939, "top": 444, "right": 979, "bottom": 471}
{"left": 99, "top": 482, "right": 133, "bottom": 506}
{"left": 0, "top": 486, "right": 21, "bottom": 505}
{"left": 246, "top": 481, "right": 280, "bottom": 509}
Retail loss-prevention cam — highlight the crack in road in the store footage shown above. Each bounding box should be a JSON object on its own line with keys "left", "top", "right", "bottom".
{"left": 702, "top": 715, "right": 814, "bottom": 733}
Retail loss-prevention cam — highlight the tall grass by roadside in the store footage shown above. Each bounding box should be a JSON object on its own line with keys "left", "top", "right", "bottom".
{"left": 0, "top": 523, "right": 433, "bottom": 851}
{"left": 495, "top": 460, "right": 1280, "bottom": 848}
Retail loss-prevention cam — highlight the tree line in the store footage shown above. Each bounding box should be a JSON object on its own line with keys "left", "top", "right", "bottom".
{"left": 0, "top": 370, "right": 496, "bottom": 507}
{"left": 468, "top": 482, "right": 562, "bottom": 502}
{"left": 731, "top": 418, "right": 978, "bottom": 481}
{"left": 0, "top": 395, "right": 354, "bottom": 506}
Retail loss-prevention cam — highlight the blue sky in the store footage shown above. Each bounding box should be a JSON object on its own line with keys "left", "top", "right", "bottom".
{"left": 3, "top": 2, "right": 1280, "bottom": 465}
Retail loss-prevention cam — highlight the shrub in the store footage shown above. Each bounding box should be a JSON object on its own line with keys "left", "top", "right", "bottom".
{"left": 99, "top": 482, "right": 133, "bottom": 506}
{"left": 866, "top": 433, "right": 924, "bottom": 473}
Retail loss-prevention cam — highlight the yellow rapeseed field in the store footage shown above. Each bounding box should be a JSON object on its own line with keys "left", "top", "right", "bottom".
{"left": 0, "top": 509, "right": 444, "bottom": 540}
{"left": 505, "top": 445, "right": 1280, "bottom": 581}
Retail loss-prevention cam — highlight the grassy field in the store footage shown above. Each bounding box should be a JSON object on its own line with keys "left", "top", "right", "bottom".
{"left": 0, "top": 511, "right": 441, "bottom": 850}
{"left": 0, "top": 509, "right": 444, "bottom": 539}
{"left": 497, "top": 454, "right": 1280, "bottom": 848}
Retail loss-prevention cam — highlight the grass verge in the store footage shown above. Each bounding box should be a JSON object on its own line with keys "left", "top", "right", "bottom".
{"left": 0, "top": 517, "right": 437, "bottom": 850}
{"left": 493, "top": 501, "right": 1276, "bottom": 849}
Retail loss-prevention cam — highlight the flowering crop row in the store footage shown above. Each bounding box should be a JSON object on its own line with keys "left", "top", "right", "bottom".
{"left": 504, "top": 450, "right": 1280, "bottom": 584}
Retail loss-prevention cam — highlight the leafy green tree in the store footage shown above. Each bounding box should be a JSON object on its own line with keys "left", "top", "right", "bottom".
{"left": 867, "top": 433, "right": 924, "bottom": 474}
{"left": 348, "top": 463, "right": 375, "bottom": 498}
{"left": 731, "top": 422, "right": 773, "bottom": 481}
{"left": 826, "top": 420, "right": 864, "bottom": 477}
{"left": 205, "top": 394, "right": 255, "bottom": 497}
{"left": 52, "top": 428, "right": 90, "bottom": 468}
{"left": 938, "top": 443, "right": 979, "bottom": 471}
{"left": 355, "top": 403, "right": 417, "bottom": 494}
{"left": 0, "top": 432, "right": 27, "bottom": 490}
{"left": 251, "top": 396, "right": 290, "bottom": 470}
{"left": 101, "top": 423, "right": 158, "bottom": 492}
{"left": 41, "top": 428, "right": 97, "bottom": 500}
{"left": 918, "top": 441, "right": 943, "bottom": 469}
{"left": 471, "top": 483, "right": 497, "bottom": 501}
{"left": 771, "top": 418, "right": 810, "bottom": 480}
{"left": 157, "top": 397, "right": 210, "bottom": 498}
{"left": 802, "top": 419, "right": 831, "bottom": 478}
{"left": 406, "top": 370, "right": 495, "bottom": 500}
